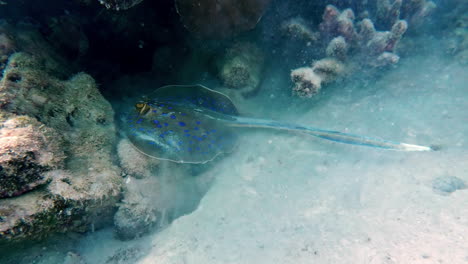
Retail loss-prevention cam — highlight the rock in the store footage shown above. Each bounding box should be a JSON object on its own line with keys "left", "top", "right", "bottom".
{"left": 0, "top": 28, "right": 121, "bottom": 243}
{"left": 217, "top": 42, "right": 265, "bottom": 98}
{"left": 113, "top": 200, "right": 159, "bottom": 240}
{"left": 117, "top": 139, "right": 159, "bottom": 179}
{"left": 432, "top": 176, "right": 466, "bottom": 195}
{"left": 113, "top": 164, "right": 214, "bottom": 241}
{"left": 113, "top": 176, "right": 160, "bottom": 240}
{"left": 0, "top": 115, "right": 65, "bottom": 198}
{"left": 105, "top": 247, "right": 144, "bottom": 264}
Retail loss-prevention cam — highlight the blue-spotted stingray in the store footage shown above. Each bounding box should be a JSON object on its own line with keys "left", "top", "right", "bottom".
{"left": 123, "top": 84, "right": 436, "bottom": 164}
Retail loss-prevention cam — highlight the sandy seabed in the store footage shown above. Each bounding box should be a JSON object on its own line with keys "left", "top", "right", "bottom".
{"left": 75, "top": 49, "right": 468, "bottom": 264}
{"left": 2, "top": 44, "right": 466, "bottom": 264}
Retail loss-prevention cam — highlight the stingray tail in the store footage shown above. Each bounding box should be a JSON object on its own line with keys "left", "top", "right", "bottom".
{"left": 227, "top": 116, "right": 435, "bottom": 152}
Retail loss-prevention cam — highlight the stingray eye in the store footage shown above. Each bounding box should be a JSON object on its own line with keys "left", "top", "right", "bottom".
{"left": 135, "top": 103, "right": 150, "bottom": 114}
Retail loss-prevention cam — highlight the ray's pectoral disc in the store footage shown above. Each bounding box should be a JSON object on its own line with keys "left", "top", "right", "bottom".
{"left": 123, "top": 85, "right": 239, "bottom": 164}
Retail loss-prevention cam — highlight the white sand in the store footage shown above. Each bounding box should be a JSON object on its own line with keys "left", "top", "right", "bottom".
{"left": 75, "top": 52, "right": 468, "bottom": 264}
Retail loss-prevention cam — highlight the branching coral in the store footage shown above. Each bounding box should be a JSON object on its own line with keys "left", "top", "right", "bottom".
{"left": 288, "top": 3, "right": 417, "bottom": 98}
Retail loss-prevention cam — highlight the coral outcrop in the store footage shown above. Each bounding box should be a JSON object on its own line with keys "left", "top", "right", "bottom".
{"left": 0, "top": 24, "right": 121, "bottom": 243}
{"left": 291, "top": 58, "right": 345, "bottom": 98}
{"left": 217, "top": 42, "right": 265, "bottom": 98}
{"left": 286, "top": 3, "right": 417, "bottom": 98}
{"left": 280, "top": 17, "right": 319, "bottom": 44}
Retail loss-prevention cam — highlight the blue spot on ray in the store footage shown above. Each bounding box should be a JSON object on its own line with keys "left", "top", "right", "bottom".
{"left": 179, "top": 122, "right": 186, "bottom": 127}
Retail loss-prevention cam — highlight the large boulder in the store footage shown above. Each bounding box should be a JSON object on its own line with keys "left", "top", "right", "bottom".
{"left": 0, "top": 25, "right": 122, "bottom": 243}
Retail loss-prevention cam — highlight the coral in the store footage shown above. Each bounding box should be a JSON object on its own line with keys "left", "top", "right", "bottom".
{"left": 319, "top": 5, "right": 407, "bottom": 63}
{"left": 359, "top": 19, "right": 408, "bottom": 58}
{"left": 326, "top": 36, "right": 348, "bottom": 60}
{"left": 0, "top": 115, "right": 64, "bottom": 198}
{"left": 319, "top": 5, "right": 357, "bottom": 43}
{"left": 401, "top": 0, "right": 436, "bottom": 30}
{"left": 280, "top": 18, "right": 319, "bottom": 44}
{"left": 376, "top": 0, "right": 403, "bottom": 29}
{"left": 98, "top": 0, "right": 144, "bottom": 10}
{"left": 283, "top": 0, "right": 438, "bottom": 98}
{"left": 175, "top": 0, "right": 272, "bottom": 38}
{"left": 288, "top": 4, "right": 410, "bottom": 97}
{"left": 0, "top": 24, "right": 121, "bottom": 243}
{"left": 375, "top": 0, "right": 436, "bottom": 31}
{"left": 217, "top": 42, "right": 265, "bottom": 98}
{"left": 291, "top": 58, "right": 345, "bottom": 98}
{"left": 117, "top": 139, "right": 159, "bottom": 179}
{"left": 290, "top": 67, "right": 321, "bottom": 98}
